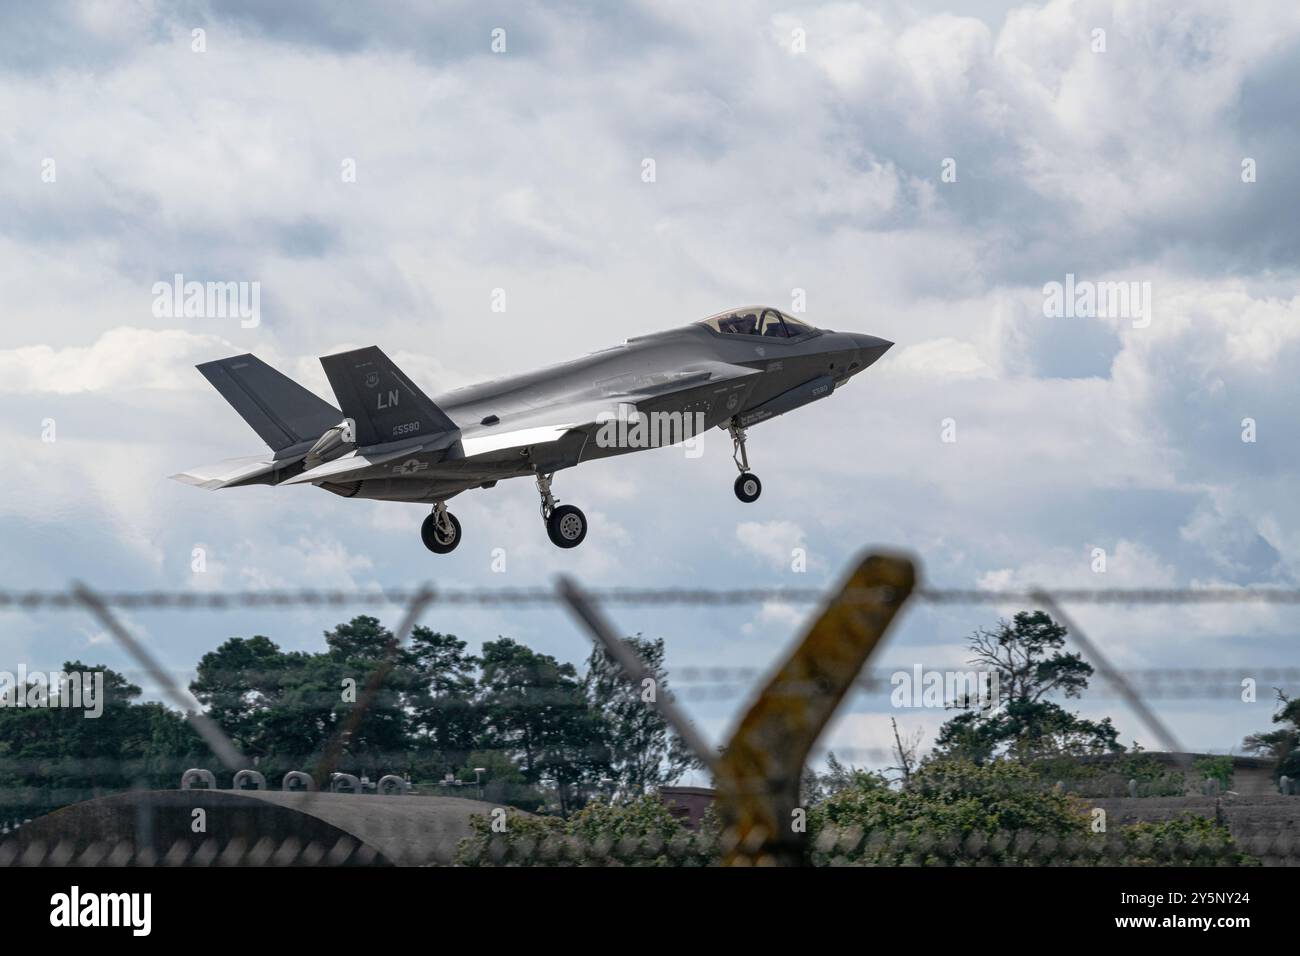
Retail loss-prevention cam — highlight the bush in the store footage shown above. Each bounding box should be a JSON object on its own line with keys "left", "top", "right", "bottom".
{"left": 1026, "top": 753, "right": 1185, "bottom": 797}
{"left": 1120, "top": 814, "right": 1256, "bottom": 866}
{"left": 455, "top": 795, "right": 716, "bottom": 866}
{"left": 809, "top": 759, "right": 1091, "bottom": 865}
{"left": 1193, "top": 756, "right": 1234, "bottom": 793}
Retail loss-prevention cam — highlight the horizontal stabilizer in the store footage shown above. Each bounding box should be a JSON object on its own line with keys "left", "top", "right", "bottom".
{"left": 170, "top": 455, "right": 285, "bottom": 490}
{"left": 320, "top": 346, "right": 458, "bottom": 448}
{"left": 198, "top": 354, "right": 342, "bottom": 452}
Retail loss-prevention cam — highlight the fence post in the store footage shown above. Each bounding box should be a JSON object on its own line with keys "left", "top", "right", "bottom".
{"left": 714, "top": 551, "right": 915, "bottom": 866}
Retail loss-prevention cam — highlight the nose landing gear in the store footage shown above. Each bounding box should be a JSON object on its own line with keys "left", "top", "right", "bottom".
{"left": 728, "top": 421, "right": 761, "bottom": 503}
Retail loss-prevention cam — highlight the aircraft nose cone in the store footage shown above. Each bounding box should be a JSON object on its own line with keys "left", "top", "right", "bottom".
{"left": 849, "top": 333, "right": 893, "bottom": 370}
{"left": 853, "top": 333, "right": 893, "bottom": 355}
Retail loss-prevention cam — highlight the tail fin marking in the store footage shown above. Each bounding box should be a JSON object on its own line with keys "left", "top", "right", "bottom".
{"left": 319, "top": 346, "right": 458, "bottom": 447}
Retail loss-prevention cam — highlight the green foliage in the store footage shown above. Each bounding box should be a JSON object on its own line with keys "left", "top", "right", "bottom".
{"left": 1243, "top": 691, "right": 1300, "bottom": 781}
{"left": 1112, "top": 751, "right": 1187, "bottom": 796}
{"left": 1193, "top": 755, "right": 1234, "bottom": 791}
{"left": 1026, "top": 752, "right": 1185, "bottom": 797}
{"left": 187, "top": 620, "right": 615, "bottom": 805}
{"left": 0, "top": 663, "right": 210, "bottom": 820}
{"left": 3, "top": 616, "right": 707, "bottom": 822}
{"left": 415, "top": 749, "right": 546, "bottom": 813}
{"left": 808, "top": 759, "right": 1091, "bottom": 865}
{"left": 407, "top": 628, "right": 479, "bottom": 774}
{"left": 1121, "top": 814, "right": 1256, "bottom": 866}
{"left": 582, "top": 635, "right": 699, "bottom": 797}
{"left": 477, "top": 638, "right": 610, "bottom": 815}
{"left": 455, "top": 808, "right": 564, "bottom": 865}
{"left": 457, "top": 761, "right": 1260, "bottom": 867}
{"left": 455, "top": 794, "right": 715, "bottom": 866}
{"left": 801, "top": 751, "right": 888, "bottom": 804}
{"left": 934, "top": 611, "right": 1124, "bottom": 764}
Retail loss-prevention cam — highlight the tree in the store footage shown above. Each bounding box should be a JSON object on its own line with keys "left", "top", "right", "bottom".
{"left": 478, "top": 638, "right": 610, "bottom": 814}
{"left": 5, "top": 619, "right": 728, "bottom": 823}
{"left": 190, "top": 618, "right": 429, "bottom": 782}
{"left": 933, "top": 611, "right": 1123, "bottom": 763}
{"left": 321, "top": 615, "right": 420, "bottom": 778}
{"left": 190, "top": 635, "right": 295, "bottom": 759}
{"left": 0, "top": 662, "right": 208, "bottom": 819}
{"left": 190, "top": 635, "right": 339, "bottom": 780}
{"left": 888, "top": 717, "right": 923, "bottom": 783}
{"left": 1243, "top": 690, "right": 1300, "bottom": 781}
{"left": 407, "top": 627, "right": 481, "bottom": 779}
{"left": 582, "top": 635, "right": 699, "bottom": 797}
{"left": 801, "top": 751, "right": 886, "bottom": 804}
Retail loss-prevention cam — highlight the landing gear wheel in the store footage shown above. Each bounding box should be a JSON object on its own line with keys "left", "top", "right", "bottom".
{"left": 727, "top": 421, "right": 761, "bottom": 503}
{"left": 421, "top": 510, "right": 462, "bottom": 553}
{"left": 734, "top": 472, "right": 762, "bottom": 503}
{"left": 546, "top": 504, "right": 588, "bottom": 549}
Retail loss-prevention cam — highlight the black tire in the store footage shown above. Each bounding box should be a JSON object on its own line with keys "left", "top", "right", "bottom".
{"left": 734, "top": 472, "right": 762, "bottom": 503}
{"left": 420, "top": 511, "right": 462, "bottom": 553}
{"left": 546, "top": 504, "right": 588, "bottom": 548}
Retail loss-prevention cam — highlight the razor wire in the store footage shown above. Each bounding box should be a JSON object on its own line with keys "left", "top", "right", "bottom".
{"left": 30, "top": 667, "right": 1296, "bottom": 702}
{"left": 6, "top": 584, "right": 1300, "bottom": 609}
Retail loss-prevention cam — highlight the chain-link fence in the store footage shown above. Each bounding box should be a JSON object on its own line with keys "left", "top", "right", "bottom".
{"left": 1, "top": 554, "right": 1296, "bottom": 866}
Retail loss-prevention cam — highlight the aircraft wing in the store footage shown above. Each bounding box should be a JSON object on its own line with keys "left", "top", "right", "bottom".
{"left": 459, "top": 423, "right": 578, "bottom": 458}
{"left": 451, "top": 363, "right": 759, "bottom": 466}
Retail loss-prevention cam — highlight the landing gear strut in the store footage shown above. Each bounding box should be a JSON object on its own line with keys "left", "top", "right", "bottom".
{"left": 421, "top": 501, "right": 462, "bottom": 554}
{"left": 728, "top": 421, "right": 762, "bottom": 503}
{"left": 536, "top": 469, "right": 588, "bottom": 548}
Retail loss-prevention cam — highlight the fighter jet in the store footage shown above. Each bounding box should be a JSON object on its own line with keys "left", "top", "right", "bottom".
{"left": 172, "top": 307, "right": 892, "bottom": 553}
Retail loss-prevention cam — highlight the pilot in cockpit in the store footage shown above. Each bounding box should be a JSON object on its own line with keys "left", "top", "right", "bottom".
{"left": 704, "top": 308, "right": 814, "bottom": 339}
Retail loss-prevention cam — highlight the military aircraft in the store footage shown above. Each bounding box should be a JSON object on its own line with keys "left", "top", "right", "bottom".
{"left": 172, "top": 307, "right": 892, "bottom": 552}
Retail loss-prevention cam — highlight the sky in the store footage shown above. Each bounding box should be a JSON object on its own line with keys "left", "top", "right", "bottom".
{"left": 2, "top": 0, "right": 1299, "bottom": 780}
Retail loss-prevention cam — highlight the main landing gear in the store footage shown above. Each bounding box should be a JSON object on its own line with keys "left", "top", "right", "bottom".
{"left": 536, "top": 470, "right": 588, "bottom": 549}
{"left": 728, "top": 421, "right": 762, "bottom": 503}
{"left": 421, "top": 501, "right": 462, "bottom": 554}
{"left": 419, "top": 473, "right": 590, "bottom": 555}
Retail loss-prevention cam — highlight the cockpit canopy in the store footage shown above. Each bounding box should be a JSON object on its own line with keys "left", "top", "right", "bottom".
{"left": 698, "top": 307, "right": 817, "bottom": 339}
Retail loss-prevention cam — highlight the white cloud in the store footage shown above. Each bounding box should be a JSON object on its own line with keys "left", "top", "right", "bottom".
{"left": 890, "top": 337, "right": 994, "bottom": 379}
{"left": 1, "top": 0, "right": 1298, "bottom": 760}
{"left": 0, "top": 327, "right": 233, "bottom": 393}
{"left": 736, "top": 519, "right": 806, "bottom": 572}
